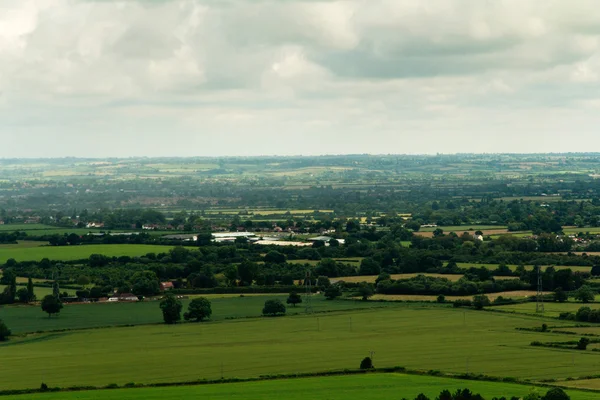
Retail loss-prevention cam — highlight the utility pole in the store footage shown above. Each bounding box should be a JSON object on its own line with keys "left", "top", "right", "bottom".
{"left": 304, "top": 270, "right": 313, "bottom": 314}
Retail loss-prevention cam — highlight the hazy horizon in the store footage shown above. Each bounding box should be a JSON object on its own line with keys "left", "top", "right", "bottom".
{"left": 2, "top": 0, "right": 600, "bottom": 157}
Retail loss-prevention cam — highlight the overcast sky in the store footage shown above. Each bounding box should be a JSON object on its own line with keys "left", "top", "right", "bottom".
{"left": 1, "top": 0, "right": 600, "bottom": 158}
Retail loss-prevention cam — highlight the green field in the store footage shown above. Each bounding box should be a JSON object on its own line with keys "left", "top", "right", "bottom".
{"left": 419, "top": 225, "right": 507, "bottom": 232}
{"left": 2, "top": 373, "right": 596, "bottom": 400}
{"left": 0, "top": 284, "right": 55, "bottom": 299}
{"left": 454, "top": 262, "right": 592, "bottom": 273}
{"left": 0, "top": 244, "right": 175, "bottom": 263}
{"left": 492, "top": 300, "right": 600, "bottom": 318}
{"left": 0, "top": 224, "right": 55, "bottom": 231}
{"left": 3, "top": 306, "right": 600, "bottom": 390}
{"left": 0, "top": 295, "right": 400, "bottom": 334}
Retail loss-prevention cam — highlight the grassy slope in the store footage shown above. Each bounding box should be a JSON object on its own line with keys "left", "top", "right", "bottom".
{"left": 2, "top": 306, "right": 600, "bottom": 390}
{"left": 2, "top": 374, "right": 596, "bottom": 400}
{"left": 492, "top": 300, "right": 600, "bottom": 317}
{"left": 0, "top": 244, "right": 175, "bottom": 263}
{"left": 1, "top": 295, "right": 400, "bottom": 334}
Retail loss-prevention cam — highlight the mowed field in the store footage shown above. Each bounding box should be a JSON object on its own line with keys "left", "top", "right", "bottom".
{"left": 3, "top": 306, "right": 600, "bottom": 390}
{"left": 2, "top": 373, "right": 596, "bottom": 400}
{"left": 0, "top": 244, "right": 175, "bottom": 263}
{"left": 1, "top": 294, "right": 400, "bottom": 334}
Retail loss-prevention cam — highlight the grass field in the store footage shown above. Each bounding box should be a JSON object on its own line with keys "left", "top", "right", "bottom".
{"left": 454, "top": 262, "right": 592, "bottom": 272}
{"left": 368, "top": 291, "right": 546, "bottom": 302}
{"left": 3, "top": 306, "right": 600, "bottom": 390}
{"left": 492, "top": 300, "right": 600, "bottom": 318}
{"left": 0, "top": 295, "right": 401, "bottom": 334}
{"left": 0, "top": 284, "right": 55, "bottom": 298}
{"left": 332, "top": 273, "right": 465, "bottom": 284}
{"left": 0, "top": 241, "right": 47, "bottom": 249}
{"left": 418, "top": 225, "right": 508, "bottom": 232}
{"left": 0, "top": 244, "right": 175, "bottom": 263}
{"left": 2, "top": 373, "right": 596, "bottom": 400}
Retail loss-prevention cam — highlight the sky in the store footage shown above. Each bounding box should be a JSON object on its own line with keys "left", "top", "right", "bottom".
{"left": 1, "top": 0, "right": 600, "bottom": 158}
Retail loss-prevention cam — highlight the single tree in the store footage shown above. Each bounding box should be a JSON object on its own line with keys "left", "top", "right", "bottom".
{"left": 577, "top": 337, "right": 590, "bottom": 350}
{"left": 359, "top": 356, "right": 373, "bottom": 369}
{"left": 17, "top": 288, "right": 30, "bottom": 303}
{"left": 472, "top": 294, "right": 491, "bottom": 310}
{"left": 437, "top": 295, "right": 446, "bottom": 303}
{"left": 316, "top": 276, "right": 331, "bottom": 289}
{"left": 414, "top": 394, "right": 430, "bottom": 400}
{"left": 27, "top": 277, "right": 35, "bottom": 302}
{"left": 286, "top": 291, "right": 302, "bottom": 308}
{"left": 553, "top": 287, "right": 567, "bottom": 303}
{"left": 262, "top": 299, "right": 286, "bottom": 316}
{"left": 357, "top": 283, "right": 374, "bottom": 301}
{"left": 324, "top": 285, "right": 342, "bottom": 300}
{"left": 41, "top": 294, "right": 63, "bottom": 317}
{"left": 543, "top": 387, "right": 570, "bottom": 400}
{"left": 184, "top": 297, "right": 212, "bottom": 322}
{"left": 159, "top": 293, "right": 182, "bottom": 324}
{"left": 574, "top": 285, "right": 595, "bottom": 303}
{"left": 0, "top": 319, "right": 11, "bottom": 341}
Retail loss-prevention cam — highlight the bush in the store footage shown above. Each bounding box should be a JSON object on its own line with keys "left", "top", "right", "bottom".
{"left": 262, "top": 299, "right": 286, "bottom": 316}
{"left": 324, "top": 285, "right": 342, "bottom": 300}
{"left": 453, "top": 299, "right": 472, "bottom": 308}
{"left": 359, "top": 356, "right": 373, "bottom": 370}
{"left": 437, "top": 295, "right": 446, "bottom": 303}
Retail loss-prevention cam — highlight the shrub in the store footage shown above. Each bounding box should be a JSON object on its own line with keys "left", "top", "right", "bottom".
{"left": 453, "top": 299, "right": 472, "bottom": 308}
{"left": 437, "top": 295, "right": 446, "bottom": 303}
{"left": 262, "top": 299, "right": 286, "bottom": 316}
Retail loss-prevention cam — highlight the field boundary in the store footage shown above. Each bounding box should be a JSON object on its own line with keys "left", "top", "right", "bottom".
{"left": 1, "top": 366, "right": 599, "bottom": 398}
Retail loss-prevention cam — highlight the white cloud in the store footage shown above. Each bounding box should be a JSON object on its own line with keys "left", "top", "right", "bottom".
{"left": 1, "top": 0, "right": 600, "bottom": 157}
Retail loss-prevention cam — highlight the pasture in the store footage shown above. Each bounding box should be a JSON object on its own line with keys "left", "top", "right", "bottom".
{"left": 0, "top": 294, "right": 400, "bottom": 334}
{"left": 0, "top": 244, "right": 175, "bottom": 263}
{"left": 368, "top": 290, "right": 545, "bottom": 302}
{"left": 3, "top": 306, "right": 600, "bottom": 390}
{"left": 1, "top": 373, "right": 596, "bottom": 400}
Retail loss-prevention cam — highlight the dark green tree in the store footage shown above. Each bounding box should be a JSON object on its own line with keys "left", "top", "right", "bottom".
{"left": 577, "top": 337, "right": 590, "bottom": 350}
{"left": 358, "top": 283, "right": 374, "bottom": 301}
{"left": 574, "top": 285, "right": 595, "bottom": 303}
{"left": 262, "top": 299, "right": 286, "bottom": 316}
{"left": 0, "top": 319, "right": 11, "bottom": 341}
{"left": 237, "top": 260, "right": 259, "bottom": 286}
{"left": 184, "top": 297, "right": 212, "bottom": 322}
{"left": 553, "top": 287, "right": 567, "bottom": 303}
{"left": 159, "top": 293, "right": 182, "bottom": 324}
{"left": 324, "top": 284, "right": 342, "bottom": 300}
{"left": 52, "top": 281, "right": 60, "bottom": 299}
{"left": 472, "top": 295, "right": 491, "bottom": 310}
{"left": 543, "top": 387, "right": 570, "bottom": 400}
{"left": 359, "top": 356, "right": 373, "bottom": 369}
{"left": 286, "top": 291, "right": 302, "bottom": 307}
{"left": 41, "top": 294, "right": 63, "bottom": 317}
{"left": 27, "top": 277, "right": 35, "bottom": 302}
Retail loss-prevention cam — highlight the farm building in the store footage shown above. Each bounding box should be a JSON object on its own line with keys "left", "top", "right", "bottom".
{"left": 160, "top": 282, "right": 174, "bottom": 291}
{"left": 162, "top": 234, "right": 198, "bottom": 241}
{"left": 108, "top": 293, "right": 139, "bottom": 302}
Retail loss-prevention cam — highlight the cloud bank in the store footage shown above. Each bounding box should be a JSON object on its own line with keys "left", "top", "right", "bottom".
{"left": 1, "top": 0, "right": 600, "bottom": 157}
